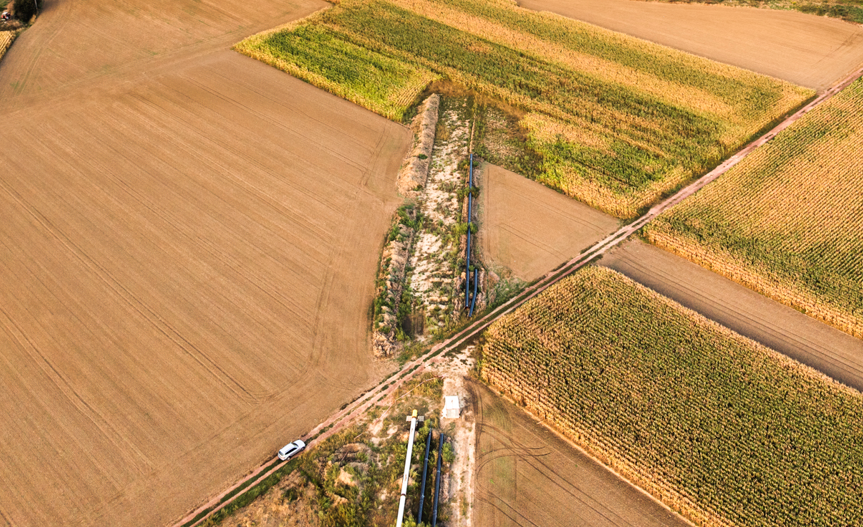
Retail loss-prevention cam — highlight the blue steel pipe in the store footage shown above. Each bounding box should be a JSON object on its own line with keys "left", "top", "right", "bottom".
{"left": 432, "top": 432, "right": 445, "bottom": 527}
{"left": 469, "top": 268, "right": 478, "bottom": 317}
{"left": 417, "top": 430, "right": 433, "bottom": 523}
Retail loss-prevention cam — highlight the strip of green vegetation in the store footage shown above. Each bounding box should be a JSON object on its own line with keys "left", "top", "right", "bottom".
{"left": 481, "top": 266, "right": 863, "bottom": 526}
{"left": 198, "top": 462, "right": 297, "bottom": 527}
{"left": 429, "top": 0, "right": 786, "bottom": 112}
{"left": 651, "top": 0, "right": 863, "bottom": 24}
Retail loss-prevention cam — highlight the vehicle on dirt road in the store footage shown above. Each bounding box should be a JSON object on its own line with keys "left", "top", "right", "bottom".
{"left": 278, "top": 440, "right": 305, "bottom": 461}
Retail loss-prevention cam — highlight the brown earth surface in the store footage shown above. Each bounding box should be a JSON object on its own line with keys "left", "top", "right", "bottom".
{"left": 479, "top": 164, "right": 619, "bottom": 283}
{"left": 601, "top": 240, "right": 863, "bottom": 392}
{"left": 518, "top": 0, "right": 863, "bottom": 91}
{"left": 471, "top": 380, "right": 689, "bottom": 527}
{"left": 0, "top": 0, "right": 412, "bottom": 524}
{"left": 0, "top": 0, "right": 328, "bottom": 107}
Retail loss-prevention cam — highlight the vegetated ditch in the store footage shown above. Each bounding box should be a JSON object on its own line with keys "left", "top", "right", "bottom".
{"left": 373, "top": 94, "right": 498, "bottom": 358}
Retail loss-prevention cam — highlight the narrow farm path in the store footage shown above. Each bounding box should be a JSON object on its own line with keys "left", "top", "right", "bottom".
{"left": 602, "top": 240, "right": 863, "bottom": 393}
{"left": 176, "top": 54, "right": 863, "bottom": 527}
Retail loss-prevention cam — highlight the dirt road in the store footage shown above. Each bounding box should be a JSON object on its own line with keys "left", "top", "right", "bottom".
{"left": 471, "top": 381, "right": 688, "bottom": 527}
{"left": 0, "top": 0, "right": 411, "bottom": 523}
{"left": 519, "top": 0, "right": 863, "bottom": 91}
{"left": 602, "top": 241, "right": 863, "bottom": 392}
{"left": 480, "top": 164, "right": 619, "bottom": 283}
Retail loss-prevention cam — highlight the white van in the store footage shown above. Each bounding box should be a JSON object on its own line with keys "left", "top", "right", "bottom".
{"left": 278, "top": 439, "right": 306, "bottom": 461}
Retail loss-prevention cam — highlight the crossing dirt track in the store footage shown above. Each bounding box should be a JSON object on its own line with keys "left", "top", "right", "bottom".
{"left": 0, "top": 0, "right": 410, "bottom": 525}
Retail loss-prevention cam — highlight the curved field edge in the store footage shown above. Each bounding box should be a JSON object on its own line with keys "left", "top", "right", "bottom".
{"left": 233, "top": 8, "right": 439, "bottom": 122}
{"left": 234, "top": 0, "right": 812, "bottom": 219}
{"left": 644, "top": 77, "right": 863, "bottom": 339}
{"left": 478, "top": 265, "right": 863, "bottom": 527}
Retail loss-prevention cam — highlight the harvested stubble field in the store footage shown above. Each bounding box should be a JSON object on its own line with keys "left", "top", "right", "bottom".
{"left": 471, "top": 380, "right": 688, "bottom": 527}
{"left": 0, "top": 0, "right": 413, "bottom": 524}
{"left": 0, "top": 51, "right": 409, "bottom": 527}
{"left": 480, "top": 164, "right": 618, "bottom": 282}
{"left": 480, "top": 266, "right": 863, "bottom": 527}
{"left": 237, "top": 0, "right": 811, "bottom": 218}
{"left": 645, "top": 77, "right": 863, "bottom": 339}
{"left": 519, "top": 0, "right": 863, "bottom": 91}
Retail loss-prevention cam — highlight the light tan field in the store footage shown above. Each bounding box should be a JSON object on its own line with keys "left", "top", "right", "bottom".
{"left": 471, "top": 380, "right": 688, "bottom": 527}
{"left": 601, "top": 241, "right": 863, "bottom": 392}
{"left": 518, "top": 0, "right": 863, "bottom": 91}
{"left": 479, "top": 164, "right": 619, "bottom": 282}
{"left": 0, "top": 0, "right": 411, "bottom": 525}
{"left": 0, "top": 0, "right": 328, "bottom": 105}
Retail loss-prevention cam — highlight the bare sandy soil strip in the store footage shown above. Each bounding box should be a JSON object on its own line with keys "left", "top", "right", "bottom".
{"left": 0, "top": 49, "right": 409, "bottom": 527}
{"left": 480, "top": 164, "right": 619, "bottom": 283}
{"left": 601, "top": 240, "right": 863, "bottom": 393}
{"left": 470, "top": 380, "right": 689, "bottom": 527}
{"left": 518, "top": 0, "right": 863, "bottom": 91}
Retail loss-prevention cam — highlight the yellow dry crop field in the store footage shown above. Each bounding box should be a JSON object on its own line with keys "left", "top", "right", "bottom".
{"left": 645, "top": 77, "right": 863, "bottom": 339}
{"left": 238, "top": 0, "right": 812, "bottom": 218}
{"left": 0, "top": 31, "right": 15, "bottom": 59}
{"left": 480, "top": 265, "right": 863, "bottom": 527}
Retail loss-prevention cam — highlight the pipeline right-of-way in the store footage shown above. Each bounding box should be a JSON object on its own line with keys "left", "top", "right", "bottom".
{"left": 465, "top": 153, "right": 473, "bottom": 311}
{"left": 465, "top": 153, "right": 479, "bottom": 316}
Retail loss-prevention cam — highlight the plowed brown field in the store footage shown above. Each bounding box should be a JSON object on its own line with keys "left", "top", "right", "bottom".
{"left": 0, "top": 0, "right": 410, "bottom": 525}
{"left": 518, "top": 0, "right": 863, "bottom": 90}
{"left": 479, "top": 165, "right": 618, "bottom": 282}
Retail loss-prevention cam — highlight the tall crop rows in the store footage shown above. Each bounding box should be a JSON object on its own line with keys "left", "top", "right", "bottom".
{"left": 645, "top": 77, "right": 863, "bottom": 338}
{"left": 236, "top": 0, "right": 810, "bottom": 218}
{"left": 0, "top": 31, "right": 15, "bottom": 59}
{"left": 480, "top": 266, "right": 863, "bottom": 527}
{"left": 234, "top": 20, "right": 437, "bottom": 121}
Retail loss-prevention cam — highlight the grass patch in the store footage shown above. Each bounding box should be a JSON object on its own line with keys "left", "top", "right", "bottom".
{"left": 480, "top": 265, "right": 863, "bottom": 527}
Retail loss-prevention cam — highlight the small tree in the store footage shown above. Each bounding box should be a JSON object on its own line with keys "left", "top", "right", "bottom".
{"left": 12, "top": 0, "right": 38, "bottom": 22}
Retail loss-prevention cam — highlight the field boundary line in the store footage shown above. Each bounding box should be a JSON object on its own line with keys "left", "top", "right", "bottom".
{"left": 169, "top": 63, "right": 863, "bottom": 527}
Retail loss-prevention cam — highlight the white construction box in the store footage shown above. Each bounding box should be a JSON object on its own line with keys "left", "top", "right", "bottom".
{"left": 443, "top": 396, "right": 460, "bottom": 419}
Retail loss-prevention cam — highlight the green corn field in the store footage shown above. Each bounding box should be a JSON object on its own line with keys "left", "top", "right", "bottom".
{"left": 480, "top": 266, "right": 863, "bottom": 527}
{"left": 645, "top": 77, "right": 863, "bottom": 339}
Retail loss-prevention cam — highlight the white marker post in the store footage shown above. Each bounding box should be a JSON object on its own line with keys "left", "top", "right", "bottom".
{"left": 396, "top": 410, "right": 420, "bottom": 527}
